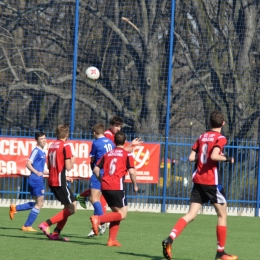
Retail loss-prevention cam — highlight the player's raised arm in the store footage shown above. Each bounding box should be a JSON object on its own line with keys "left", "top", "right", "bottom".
{"left": 124, "top": 137, "right": 143, "bottom": 152}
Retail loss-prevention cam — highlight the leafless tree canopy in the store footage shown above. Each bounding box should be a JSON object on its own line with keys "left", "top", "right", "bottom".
{"left": 1, "top": 0, "right": 260, "bottom": 141}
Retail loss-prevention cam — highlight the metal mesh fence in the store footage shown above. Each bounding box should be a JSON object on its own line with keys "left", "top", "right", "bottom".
{"left": 1, "top": 1, "right": 260, "bottom": 213}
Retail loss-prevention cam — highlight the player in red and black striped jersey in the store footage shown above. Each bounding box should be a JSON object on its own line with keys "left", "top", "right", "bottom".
{"left": 104, "top": 115, "right": 142, "bottom": 152}
{"left": 38, "top": 124, "right": 76, "bottom": 242}
{"left": 90, "top": 130, "right": 138, "bottom": 247}
{"left": 162, "top": 111, "right": 238, "bottom": 260}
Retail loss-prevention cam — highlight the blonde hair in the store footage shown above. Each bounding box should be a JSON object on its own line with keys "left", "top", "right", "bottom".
{"left": 56, "top": 124, "right": 69, "bottom": 139}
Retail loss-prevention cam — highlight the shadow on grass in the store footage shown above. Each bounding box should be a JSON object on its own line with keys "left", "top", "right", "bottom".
{"left": 0, "top": 231, "right": 108, "bottom": 246}
{"left": 117, "top": 251, "right": 194, "bottom": 260}
{"left": 0, "top": 226, "right": 23, "bottom": 231}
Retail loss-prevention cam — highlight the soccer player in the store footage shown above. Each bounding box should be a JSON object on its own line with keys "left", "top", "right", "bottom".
{"left": 38, "top": 124, "right": 76, "bottom": 241}
{"left": 85, "top": 123, "right": 115, "bottom": 237}
{"left": 104, "top": 115, "right": 142, "bottom": 152}
{"left": 161, "top": 110, "right": 238, "bottom": 260}
{"left": 90, "top": 130, "right": 138, "bottom": 246}
{"left": 76, "top": 115, "right": 141, "bottom": 209}
{"left": 9, "top": 132, "right": 48, "bottom": 231}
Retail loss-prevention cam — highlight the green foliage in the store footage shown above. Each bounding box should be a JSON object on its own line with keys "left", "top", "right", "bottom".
{"left": 0, "top": 208, "right": 258, "bottom": 259}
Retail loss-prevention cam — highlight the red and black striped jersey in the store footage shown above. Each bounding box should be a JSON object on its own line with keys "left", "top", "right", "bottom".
{"left": 192, "top": 131, "right": 227, "bottom": 185}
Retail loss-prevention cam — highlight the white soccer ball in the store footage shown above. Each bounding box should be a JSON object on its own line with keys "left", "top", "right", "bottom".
{"left": 85, "top": 66, "right": 100, "bottom": 80}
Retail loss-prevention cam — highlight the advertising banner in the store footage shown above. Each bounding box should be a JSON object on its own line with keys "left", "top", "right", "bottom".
{"left": 0, "top": 137, "right": 160, "bottom": 183}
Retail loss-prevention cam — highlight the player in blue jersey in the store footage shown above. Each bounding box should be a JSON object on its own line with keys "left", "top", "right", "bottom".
{"left": 77, "top": 123, "right": 115, "bottom": 237}
{"left": 9, "top": 132, "right": 49, "bottom": 231}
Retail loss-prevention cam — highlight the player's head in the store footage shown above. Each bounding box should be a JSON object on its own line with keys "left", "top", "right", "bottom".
{"left": 109, "top": 115, "right": 123, "bottom": 134}
{"left": 209, "top": 110, "right": 225, "bottom": 128}
{"left": 92, "top": 123, "right": 104, "bottom": 136}
{"left": 35, "top": 131, "right": 46, "bottom": 148}
{"left": 35, "top": 131, "right": 45, "bottom": 141}
{"left": 114, "top": 130, "right": 126, "bottom": 146}
{"left": 56, "top": 124, "right": 69, "bottom": 140}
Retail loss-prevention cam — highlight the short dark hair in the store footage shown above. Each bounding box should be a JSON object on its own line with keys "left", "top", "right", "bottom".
{"left": 56, "top": 124, "right": 69, "bottom": 139}
{"left": 114, "top": 130, "right": 126, "bottom": 146}
{"left": 210, "top": 110, "right": 225, "bottom": 128}
{"left": 109, "top": 115, "right": 123, "bottom": 126}
{"left": 35, "top": 131, "right": 45, "bottom": 141}
{"left": 92, "top": 123, "right": 104, "bottom": 135}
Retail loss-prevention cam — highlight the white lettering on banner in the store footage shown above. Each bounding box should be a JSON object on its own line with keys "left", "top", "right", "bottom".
{"left": 125, "top": 174, "right": 153, "bottom": 181}
{"left": 68, "top": 143, "right": 89, "bottom": 158}
{"left": 132, "top": 146, "right": 150, "bottom": 169}
{"left": 136, "top": 176, "right": 153, "bottom": 180}
{"left": 0, "top": 160, "right": 17, "bottom": 174}
{"left": 66, "top": 162, "right": 92, "bottom": 178}
{"left": 0, "top": 140, "right": 36, "bottom": 156}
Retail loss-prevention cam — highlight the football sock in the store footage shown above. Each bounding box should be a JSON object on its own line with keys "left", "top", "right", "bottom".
{"left": 216, "top": 225, "right": 227, "bottom": 252}
{"left": 24, "top": 207, "right": 40, "bottom": 227}
{"left": 99, "top": 212, "right": 122, "bottom": 224}
{"left": 47, "top": 209, "right": 71, "bottom": 226}
{"left": 108, "top": 221, "right": 120, "bottom": 240}
{"left": 54, "top": 218, "right": 68, "bottom": 234}
{"left": 80, "top": 189, "right": 90, "bottom": 197}
{"left": 93, "top": 201, "right": 103, "bottom": 216}
{"left": 100, "top": 195, "right": 107, "bottom": 214}
{"left": 169, "top": 218, "right": 187, "bottom": 240}
{"left": 16, "top": 202, "right": 35, "bottom": 211}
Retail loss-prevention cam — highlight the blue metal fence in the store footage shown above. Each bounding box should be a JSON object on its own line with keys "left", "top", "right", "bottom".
{"left": 1, "top": 134, "right": 259, "bottom": 216}
{"left": 1, "top": 1, "right": 260, "bottom": 217}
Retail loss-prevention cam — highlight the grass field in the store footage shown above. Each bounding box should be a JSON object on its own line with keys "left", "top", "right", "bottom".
{"left": 0, "top": 207, "right": 258, "bottom": 260}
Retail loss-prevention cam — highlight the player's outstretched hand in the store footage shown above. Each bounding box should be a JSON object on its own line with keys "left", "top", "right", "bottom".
{"left": 131, "top": 138, "right": 142, "bottom": 146}
{"left": 66, "top": 177, "right": 73, "bottom": 183}
{"left": 133, "top": 185, "right": 138, "bottom": 193}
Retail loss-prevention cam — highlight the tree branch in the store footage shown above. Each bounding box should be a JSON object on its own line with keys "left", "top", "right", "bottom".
{"left": 1, "top": 46, "right": 20, "bottom": 82}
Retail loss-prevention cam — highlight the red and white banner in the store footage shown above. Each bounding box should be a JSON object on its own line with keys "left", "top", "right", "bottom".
{"left": 0, "top": 137, "right": 160, "bottom": 183}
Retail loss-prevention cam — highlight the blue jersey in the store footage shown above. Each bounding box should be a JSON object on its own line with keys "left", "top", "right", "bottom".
{"left": 28, "top": 146, "right": 46, "bottom": 182}
{"left": 90, "top": 136, "right": 115, "bottom": 175}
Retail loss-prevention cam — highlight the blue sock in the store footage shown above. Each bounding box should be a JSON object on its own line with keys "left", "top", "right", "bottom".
{"left": 93, "top": 201, "right": 103, "bottom": 216}
{"left": 24, "top": 207, "right": 40, "bottom": 227}
{"left": 16, "top": 202, "right": 35, "bottom": 211}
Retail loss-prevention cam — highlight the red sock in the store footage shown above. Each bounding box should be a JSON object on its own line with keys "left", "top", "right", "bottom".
{"left": 80, "top": 189, "right": 90, "bottom": 197}
{"left": 99, "top": 212, "right": 122, "bottom": 224}
{"left": 55, "top": 218, "right": 68, "bottom": 232}
{"left": 50, "top": 209, "right": 71, "bottom": 225}
{"left": 217, "top": 226, "right": 227, "bottom": 252}
{"left": 169, "top": 218, "right": 187, "bottom": 240}
{"left": 109, "top": 221, "right": 120, "bottom": 240}
{"left": 100, "top": 195, "right": 107, "bottom": 214}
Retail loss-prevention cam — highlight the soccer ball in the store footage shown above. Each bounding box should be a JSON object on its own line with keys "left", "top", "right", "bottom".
{"left": 85, "top": 66, "right": 100, "bottom": 80}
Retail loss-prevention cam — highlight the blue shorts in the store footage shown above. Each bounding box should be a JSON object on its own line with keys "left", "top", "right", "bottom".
{"left": 90, "top": 174, "right": 101, "bottom": 190}
{"left": 28, "top": 178, "right": 45, "bottom": 197}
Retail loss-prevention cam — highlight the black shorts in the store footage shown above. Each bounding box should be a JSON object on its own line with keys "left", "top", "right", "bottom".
{"left": 190, "top": 183, "right": 226, "bottom": 205}
{"left": 102, "top": 190, "right": 127, "bottom": 208}
{"left": 50, "top": 186, "right": 75, "bottom": 205}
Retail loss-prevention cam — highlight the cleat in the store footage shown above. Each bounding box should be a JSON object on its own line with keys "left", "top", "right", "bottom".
{"left": 90, "top": 215, "right": 100, "bottom": 236}
{"left": 38, "top": 222, "right": 50, "bottom": 236}
{"left": 215, "top": 252, "right": 238, "bottom": 260}
{"left": 48, "top": 233, "right": 69, "bottom": 242}
{"left": 22, "top": 226, "right": 37, "bottom": 232}
{"left": 100, "top": 223, "right": 108, "bottom": 236}
{"left": 107, "top": 238, "right": 121, "bottom": 247}
{"left": 9, "top": 204, "right": 17, "bottom": 220}
{"left": 162, "top": 238, "right": 172, "bottom": 260}
{"left": 87, "top": 229, "right": 96, "bottom": 238}
{"left": 76, "top": 194, "right": 86, "bottom": 209}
